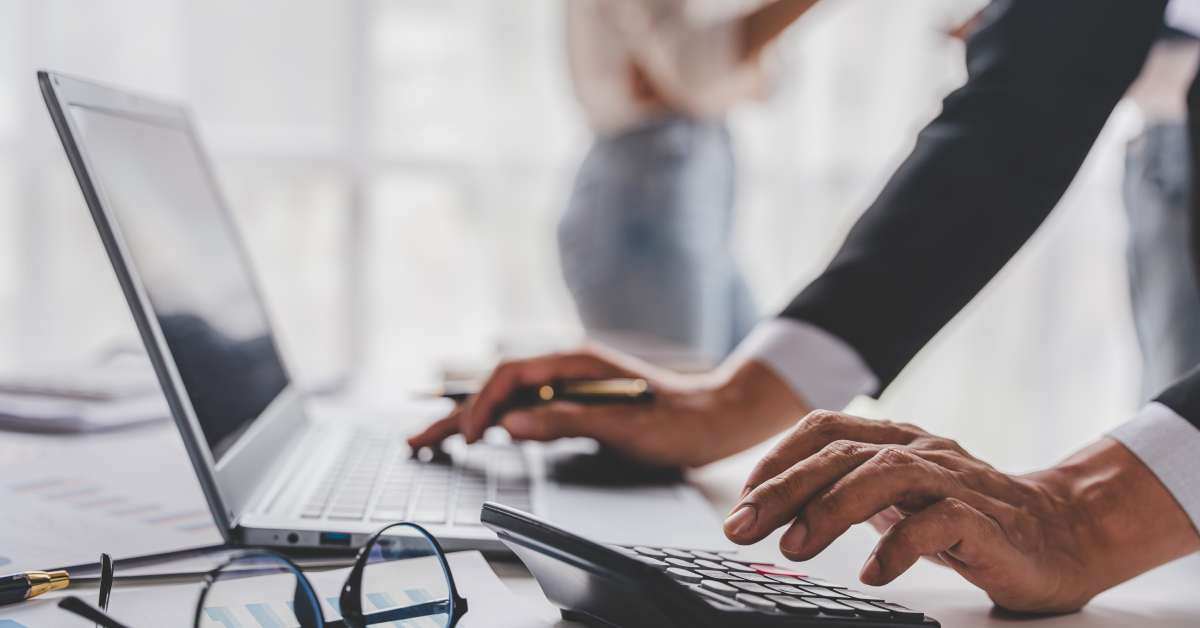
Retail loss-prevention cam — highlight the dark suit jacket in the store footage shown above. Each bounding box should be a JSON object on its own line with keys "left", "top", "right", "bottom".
{"left": 779, "top": 0, "right": 1200, "bottom": 427}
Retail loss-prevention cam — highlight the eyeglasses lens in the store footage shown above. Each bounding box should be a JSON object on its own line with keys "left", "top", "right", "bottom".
{"left": 356, "top": 524, "right": 452, "bottom": 627}
{"left": 196, "top": 553, "right": 324, "bottom": 628}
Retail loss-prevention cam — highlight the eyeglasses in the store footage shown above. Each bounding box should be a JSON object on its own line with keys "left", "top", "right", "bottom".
{"left": 57, "top": 523, "right": 468, "bottom": 628}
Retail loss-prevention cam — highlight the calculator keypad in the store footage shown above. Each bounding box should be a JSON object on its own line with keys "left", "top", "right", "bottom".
{"left": 623, "top": 545, "right": 928, "bottom": 624}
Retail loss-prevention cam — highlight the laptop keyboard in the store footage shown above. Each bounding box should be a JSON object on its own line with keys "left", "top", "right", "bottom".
{"left": 299, "top": 433, "right": 533, "bottom": 526}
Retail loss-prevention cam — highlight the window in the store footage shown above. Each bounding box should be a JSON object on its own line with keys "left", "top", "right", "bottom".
{"left": 1, "top": 0, "right": 1142, "bottom": 469}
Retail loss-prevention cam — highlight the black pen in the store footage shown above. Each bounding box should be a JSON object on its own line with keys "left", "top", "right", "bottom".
{"left": 0, "top": 570, "right": 70, "bottom": 606}
{"left": 438, "top": 378, "right": 655, "bottom": 405}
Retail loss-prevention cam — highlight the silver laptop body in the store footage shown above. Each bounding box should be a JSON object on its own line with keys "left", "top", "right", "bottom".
{"left": 39, "top": 70, "right": 725, "bottom": 553}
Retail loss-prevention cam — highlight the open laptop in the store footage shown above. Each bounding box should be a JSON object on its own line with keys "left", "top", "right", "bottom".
{"left": 39, "top": 70, "right": 726, "bottom": 553}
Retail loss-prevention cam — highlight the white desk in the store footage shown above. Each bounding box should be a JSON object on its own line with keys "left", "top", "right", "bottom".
{"left": 2, "top": 425, "right": 1197, "bottom": 627}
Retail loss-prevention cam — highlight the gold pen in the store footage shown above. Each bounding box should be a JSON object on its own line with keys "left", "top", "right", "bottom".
{"left": 439, "top": 378, "right": 655, "bottom": 405}
{"left": 0, "top": 570, "right": 71, "bottom": 606}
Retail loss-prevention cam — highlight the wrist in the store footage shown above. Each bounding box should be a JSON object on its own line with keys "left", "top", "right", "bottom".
{"left": 699, "top": 358, "right": 812, "bottom": 460}
{"left": 1028, "top": 438, "right": 1200, "bottom": 603}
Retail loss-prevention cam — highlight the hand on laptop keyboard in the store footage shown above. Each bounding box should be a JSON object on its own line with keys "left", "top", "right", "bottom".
{"left": 407, "top": 346, "right": 807, "bottom": 469}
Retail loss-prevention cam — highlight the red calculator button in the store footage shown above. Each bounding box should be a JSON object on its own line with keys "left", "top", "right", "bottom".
{"left": 753, "top": 565, "right": 807, "bottom": 578}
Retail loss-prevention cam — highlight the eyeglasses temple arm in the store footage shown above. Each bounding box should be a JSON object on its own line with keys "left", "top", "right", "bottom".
{"left": 58, "top": 596, "right": 135, "bottom": 628}
{"left": 99, "top": 553, "right": 114, "bottom": 611}
{"left": 360, "top": 598, "right": 451, "bottom": 623}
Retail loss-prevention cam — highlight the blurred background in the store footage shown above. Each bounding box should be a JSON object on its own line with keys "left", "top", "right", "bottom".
{"left": 0, "top": 0, "right": 1146, "bottom": 470}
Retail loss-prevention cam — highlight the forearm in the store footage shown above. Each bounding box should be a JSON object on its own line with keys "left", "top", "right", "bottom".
{"left": 1029, "top": 438, "right": 1200, "bottom": 602}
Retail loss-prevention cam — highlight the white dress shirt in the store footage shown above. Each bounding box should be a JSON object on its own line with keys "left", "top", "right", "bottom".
{"left": 566, "top": 0, "right": 768, "bottom": 134}
{"left": 731, "top": 0, "right": 1200, "bottom": 533}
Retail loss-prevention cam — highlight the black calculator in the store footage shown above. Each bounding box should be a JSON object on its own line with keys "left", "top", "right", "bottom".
{"left": 481, "top": 502, "right": 939, "bottom": 628}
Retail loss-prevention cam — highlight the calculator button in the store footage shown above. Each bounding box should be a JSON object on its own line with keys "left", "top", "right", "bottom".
{"left": 842, "top": 600, "right": 892, "bottom": 617}
{"left": 632, "top": 555, "right": 669, "bottom": 568}
{"left": 693, "top": 586, "right": 746, "bottom": 609}
{"left": 665, "top": 568, "right": 703, "bottom": 584}
{"left": 696, "top": 569, "right": 744, "bottom": 581}
{"left": 767, "top": 595, "right": 820, "bottom": 615}
{"left": 700, "top": 579, "right": 739, "bottom": 597}
{"left": 734, "top": 593, "right": 777, "bottom": 611}
{"left": 802, "top": 597, "right": 856, "bottom": 615}
{"left": 665, "top": 557, "right": 702, "bottom": 570}
{"left": 607, "top": 545, "right": 638, "bottom": 555}
{"left": 692, "top": 559, "right": 727, "bottom": 571}
{"left": 735, "top": 573, "right": 776, "bottom": 584}
{"left": 729, "top": 582, "right": 774, "bottom": 595}
{"left": 766, "top": 584, "right": 808, "bottom": 595}
{"left": 721, "top": 561, "right": 755, "bottom": 572}
{"left": 841, "top": 589, "right": 884, "bottom": 602}
{"left": 634, "top": 546, "right": 667, "bottom": 558}
{"left": 871, "top": 601, "right": 924, "bottom": 621}
{"left": 766, "top": 574, "right": 808, "bottom": 586}
{"left": 804, "top": 586, "right": 849, "bottom": 599}
{"left": 689, "top": 550, "right": 726, "bottom": 562}
{"left": 752, "top": 564, "right": 807, "bottom": 578}
{"left": 800, "top": 575, "right": 846, "bottom": 588}
{"left": 662, "top": 548, "right": 694, "bottom": 559}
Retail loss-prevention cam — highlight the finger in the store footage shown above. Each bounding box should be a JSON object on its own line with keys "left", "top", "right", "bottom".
{"left": 407, "top": 411, "right": 463, "bottom": 449}
{"left": 784, "top": 447, "right": 1008, "bottom": 561}
{"left": 861, "top": 497, "right": 1011, "bottom": 587}
{"left": 461, "top": 352, "right": 630, "bottom": 443}
{"left": 867, "top": 506, "right": 905, "bottom": 535}
{"left": 499, "top": 402, "right": 629, "bottom": 443}
{"left": 741, "top": 411, "right": 922, "bottom": 496}
{"left": 725, "top": 440, "right": 882, "bottom": 544}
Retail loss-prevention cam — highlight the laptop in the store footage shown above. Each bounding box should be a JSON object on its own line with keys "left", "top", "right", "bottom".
{"left": 39, "top": 70, "right": 726, "bottom": 553}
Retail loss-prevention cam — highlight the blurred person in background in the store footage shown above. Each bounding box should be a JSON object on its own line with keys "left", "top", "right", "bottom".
{"left": 418, "top": 0, "right": 1200, "bottom": 613}
{"left": 560, "top": 0, "right": 819, "bottom": 362}
{"left": 1124, "top": 4, "right": 1200, "bottom": 401}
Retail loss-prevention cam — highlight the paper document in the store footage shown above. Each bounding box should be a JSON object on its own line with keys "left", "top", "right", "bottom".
{"left": 0, "top": 426, "right": 221, "bottom": 573}
{"left": 0, "top": 392, "right": 169, "bottom": 433}
{"left": 0, "top": 357, "right": 168, "bottom": 433}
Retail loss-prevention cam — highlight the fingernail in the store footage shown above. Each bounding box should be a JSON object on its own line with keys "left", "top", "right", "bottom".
{"left": 780, "top": 520, "right": 808, "bottom": 553}
{"left": 860, "top": 554, "right": 882, "bottom": 584}
{"left": 723, "top": 505, "right": 757, "bottom": 537}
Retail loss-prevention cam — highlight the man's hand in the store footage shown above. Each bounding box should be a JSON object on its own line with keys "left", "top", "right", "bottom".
{"left": 407, "top": 346, "right": 809, "bottom": 468}
{"left": 724, "top": 411, "right": 1200, "bottom": 613}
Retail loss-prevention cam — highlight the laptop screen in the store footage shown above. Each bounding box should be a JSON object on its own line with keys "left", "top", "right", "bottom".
{"left": 68, "top": 104, "right": 289, "bottom": 461}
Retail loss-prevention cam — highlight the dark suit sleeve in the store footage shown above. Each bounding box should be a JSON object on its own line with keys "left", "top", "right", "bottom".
{"left": 1157, "top": 366, "right": 1200, "bottom": 429}
{"left": 781, "top": 0, "right": 1167, "bottom": 393}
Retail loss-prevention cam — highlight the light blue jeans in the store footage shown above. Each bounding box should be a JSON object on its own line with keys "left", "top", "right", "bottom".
{"left": 1124, "top": 121, "right": 1200, "bottom": 400}
{"left": 558, "top": 117, "right": 757, "bottom": 361}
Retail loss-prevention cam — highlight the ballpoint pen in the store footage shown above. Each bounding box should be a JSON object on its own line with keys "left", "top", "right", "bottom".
{"left": 0, "top": 569, "right": 70, "bottom": 606}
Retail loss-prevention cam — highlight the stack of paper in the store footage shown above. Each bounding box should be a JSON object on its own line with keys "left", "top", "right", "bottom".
{"left": 0, "top": 358, "right": 168, "bottom": 433}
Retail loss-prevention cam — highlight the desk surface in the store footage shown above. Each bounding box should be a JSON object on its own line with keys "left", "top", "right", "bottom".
{"left": 2, "top": 424, "right": 1197, "bottom": 628}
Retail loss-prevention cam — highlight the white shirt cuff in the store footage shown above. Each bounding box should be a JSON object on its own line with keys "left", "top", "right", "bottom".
{"left": 729, "top": 318, "right": 879, "bottom": 411}
{"left": 1110, "top": 402, "right": 1200, "bottom": 533}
